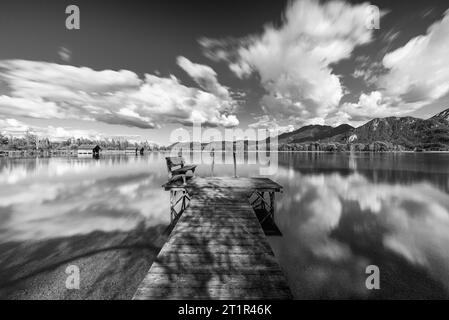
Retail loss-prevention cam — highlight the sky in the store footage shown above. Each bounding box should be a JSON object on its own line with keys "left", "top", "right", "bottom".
{"left": 0, "top": 0, "right": 449, "bottom": 145}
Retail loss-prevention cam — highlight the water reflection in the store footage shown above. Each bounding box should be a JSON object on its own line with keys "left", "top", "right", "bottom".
{"left": 278, "top": 152, "right": 449, "bottom": 192}
{"left": 0, "top": 154, "right": 170, "bottom": 242}
{"left": 1, "top": 152, "right": 449, "bottom": 299}
{"left": 272, "top": 153, "right": 449, "bottom": 299}
{"left": 0, "top": 154, "right": 171, "bottom": 299}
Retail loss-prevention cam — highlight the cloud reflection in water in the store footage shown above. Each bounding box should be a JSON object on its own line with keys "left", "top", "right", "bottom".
{"left": 1, "top": 152, "right": 449, "bottom": 299}
{"left": 0, "top": 155, "right": 170, "bottom": 242}
{"left": 273, "top": 166, "right": 449, "bottom": 299}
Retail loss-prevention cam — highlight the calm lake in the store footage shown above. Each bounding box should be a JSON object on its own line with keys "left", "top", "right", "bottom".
{"left": 1, "top": 152, "right": 449, "bottom": 299}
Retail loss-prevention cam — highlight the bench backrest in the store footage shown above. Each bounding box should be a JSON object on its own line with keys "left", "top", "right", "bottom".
{"left": 165, "top": 157, "right": 185, "bottom": 173}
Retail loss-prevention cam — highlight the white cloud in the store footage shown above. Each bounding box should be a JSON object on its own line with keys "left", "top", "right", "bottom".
{"left": 379, "top": 10, "right": 449, "bottom": 104}
{"left": 0, "top": 95, "right": 65, "bottom": 119}
{"left": 0, "top": 118, "right": 30, "bottom": 136}
{"left": 339, "top": 91, "right": 422, "bottom": 123}
{"left": 341, "top": 91, "right": 390, "bottom": 120}
{"left": 0, "top": 59, "right": 239, "bottom": 129}
{"left": 130, "top": 73, "right": 239, "bottom": 127}
{"left": 0, "top": 117, "right": 143, "bottom": 142}
{"left": 177, "top": 56, "right": 232, "bottom": 102}
{"left": 43, "top": 126, "right": 105, "bottom": 141}
{"left": 202, "top": 0, "right": 376, "bottom": 123}
{"left": 248, "top": 115, "right": 295, "bottom": 134}
{"left": 58, "top": 46, "right": 72, "bottom": 62}
{"left": 331, "top": 10, "right": 449, "bottom": 123}
{"left": 325, "top": 110, "right": 356, "bottom": 127}
{"left": 0, "top": 60, "right": 142, "bottom": 94}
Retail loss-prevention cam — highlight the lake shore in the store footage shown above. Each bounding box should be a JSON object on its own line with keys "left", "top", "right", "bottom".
{"left": 2, "top": 150, "right": 449, "bottom": 161}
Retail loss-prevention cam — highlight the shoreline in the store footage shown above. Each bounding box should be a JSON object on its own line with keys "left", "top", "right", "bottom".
{"left": 2, "top": 150, "right": 449, "bottom": 160}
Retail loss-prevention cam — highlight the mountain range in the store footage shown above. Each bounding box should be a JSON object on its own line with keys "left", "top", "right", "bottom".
{"left": 278, "top": 107, "right": 449, "bottom": 151}
{"left": 169, "top": 107, "right": 449, "bottom": 152}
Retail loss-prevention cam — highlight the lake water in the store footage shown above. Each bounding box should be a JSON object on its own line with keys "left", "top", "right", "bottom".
{"left": 1, "top": 152, "right": 449, "bottom": 299}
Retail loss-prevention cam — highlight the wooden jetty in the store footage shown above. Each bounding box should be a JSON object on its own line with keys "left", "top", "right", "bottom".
{"left": 133, "top": 177, "right": 292, "bottom": 300}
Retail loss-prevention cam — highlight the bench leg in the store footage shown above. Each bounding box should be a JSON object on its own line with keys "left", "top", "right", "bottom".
{"left": 169, "top": 188, "right": 190, "bottom": 223}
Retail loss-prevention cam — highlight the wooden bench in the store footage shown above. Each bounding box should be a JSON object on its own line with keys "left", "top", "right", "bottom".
{"left": 165, "top": 157, "right": 197, "bottom": 184}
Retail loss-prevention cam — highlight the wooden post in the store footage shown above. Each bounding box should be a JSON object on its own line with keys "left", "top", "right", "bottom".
{"left": 269, "top": 191, "right": 275, "bottom": 220}
{"left": 260, "top": 192, "right": 265, "bottom": 211}
{"left": 233, "top": 151, "right": 237, "bottom": 178}
{"left": 211, "top": 148, "right": 215, "bottom": 177}
{"left": 169, "top": 190, "right": 175, "bottom": 222}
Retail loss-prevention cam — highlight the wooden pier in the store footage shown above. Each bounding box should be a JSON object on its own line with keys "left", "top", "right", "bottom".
{"left": 133, "top": 177, "right": 292, "bottom": 300}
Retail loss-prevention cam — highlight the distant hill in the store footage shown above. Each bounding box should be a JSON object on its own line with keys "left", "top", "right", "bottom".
{"left": 347, "top": 108, "right": 449, "bottom": 150}
{"left": 431, "top": 108, "right": 449, "bottom": 123}
{"left": 349, "top": 117, "right": 428, "bottom": 146}
{"left": 278, "top": 124, "right": 353, "bottom": 144}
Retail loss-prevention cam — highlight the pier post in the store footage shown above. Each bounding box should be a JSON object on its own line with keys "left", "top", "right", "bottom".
{"left": 233, "top": 151, "right": 237, "bottom": 178}
{"left": 269, "top": 191, "right": 275, "bottom": 220}
{"left": 211, "top": 148, "right": 215, "bottom": 177}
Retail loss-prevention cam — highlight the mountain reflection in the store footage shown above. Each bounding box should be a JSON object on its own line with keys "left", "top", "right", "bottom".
{"left": 278, "top": 152, "right": 449, "bottom": 192}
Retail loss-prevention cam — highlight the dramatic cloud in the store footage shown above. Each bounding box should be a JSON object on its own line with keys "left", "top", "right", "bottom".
{"left": 0, "top": 59, "right": 239, "bottom": 129}
{"left": 177, "top": 56, "right": 231, "bottom": 101}
{"left": 337, "top": 10, "right": 449, "bottom": 124}
{"left": 202, "top": 0, "right": 377, "bottom": 123}
{"left": 379, "top": 10, "right": 449, "bottom": 104}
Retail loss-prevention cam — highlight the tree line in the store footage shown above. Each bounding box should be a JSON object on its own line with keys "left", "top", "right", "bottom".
{"left": 0, "top": 131, "right": 166, "bottom": 151}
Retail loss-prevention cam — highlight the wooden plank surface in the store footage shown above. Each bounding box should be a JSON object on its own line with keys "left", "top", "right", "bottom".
{"left": 162, "top": 176, "right": 283, "bottom": 192}
{"left": 133, "top": 177, "right": 291, "bottom": 300}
